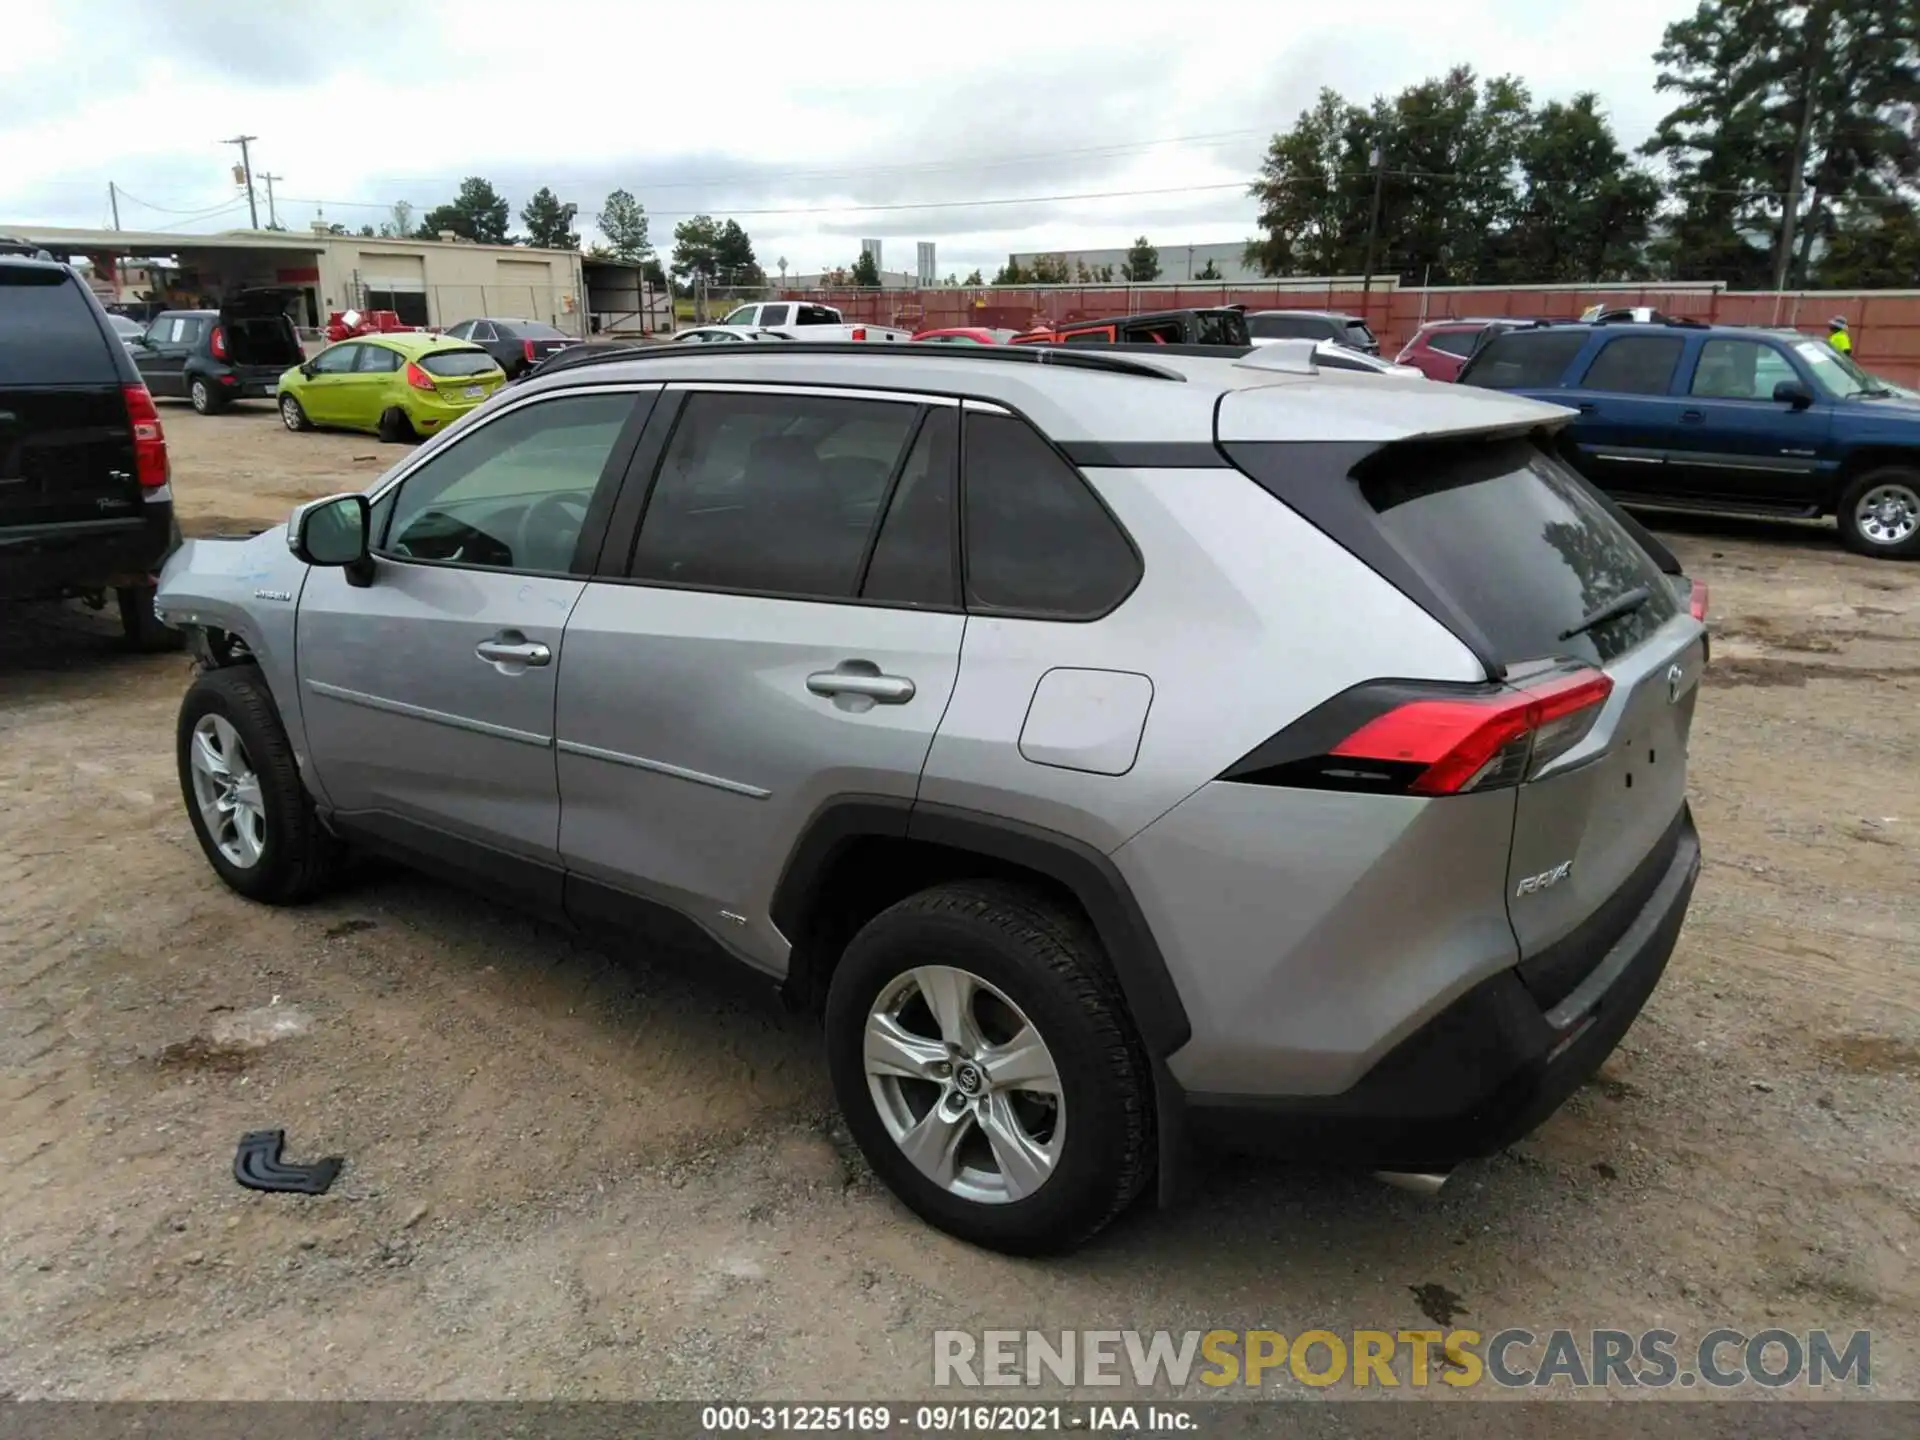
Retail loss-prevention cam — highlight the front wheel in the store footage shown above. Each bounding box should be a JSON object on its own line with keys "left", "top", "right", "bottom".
{"left": 1838, "top": 467, "right": 1920, "bottom": 559}
{"left": 280, "top": 394, "right": 311, "bottom": 431}
{"left": 177, "top": 666, "right": 343, "bottom": 904}
{"left": 824, "top": 880, "right": 1154, "bottom": 1255}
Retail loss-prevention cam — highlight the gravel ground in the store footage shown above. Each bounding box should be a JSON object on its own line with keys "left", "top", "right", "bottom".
{"left": 0, "top": 403, "right": 1915, "bottom": 1401}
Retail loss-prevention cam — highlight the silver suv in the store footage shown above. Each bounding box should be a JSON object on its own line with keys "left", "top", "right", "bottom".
{"left": 156, "top": 342, "right": 1707, "bottom": 1255}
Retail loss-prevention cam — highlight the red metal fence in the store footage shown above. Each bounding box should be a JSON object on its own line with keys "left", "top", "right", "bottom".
{"left": 785, "top": 281, "right": 1920, "bottom": 386}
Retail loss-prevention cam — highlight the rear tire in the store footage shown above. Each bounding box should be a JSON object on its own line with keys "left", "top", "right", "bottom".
{"left": 1837, "top": 467, "right": 1920, "bottom": 559}
{"left": 377, "top": 406, "right": 415, "bottom": 444}
{"left": 116, "top": 583, "right": 185, "bottom": 652}
{"left": 176, "top": 666, "right": 344, "bottom": 904}
{"left": 280, "top": 394, "right": 311, "bottom": 432}
{"left": 824, "top": 879, "right": 1154, "bottom": 1255}
{"left": 189, "top": 377, "right": 222, "bottom": 415}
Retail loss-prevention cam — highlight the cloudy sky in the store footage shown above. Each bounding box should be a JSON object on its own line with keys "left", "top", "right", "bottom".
{"left": 3, "top": 0, "right": 1695, "bottom": 278}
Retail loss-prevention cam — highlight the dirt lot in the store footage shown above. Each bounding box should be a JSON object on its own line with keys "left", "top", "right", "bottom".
{"left": 1, "top": 402, "right": 1916, "bottom": 1401}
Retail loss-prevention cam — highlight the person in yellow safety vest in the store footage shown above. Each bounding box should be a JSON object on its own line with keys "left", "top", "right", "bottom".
{"left": 1828, "top": 317, "right": 1853, "bottom": 355}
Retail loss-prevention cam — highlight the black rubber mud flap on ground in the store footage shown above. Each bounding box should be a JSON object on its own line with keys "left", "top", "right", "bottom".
{"left": 233, "top": 1129, "right": 344, "bottom": 1195}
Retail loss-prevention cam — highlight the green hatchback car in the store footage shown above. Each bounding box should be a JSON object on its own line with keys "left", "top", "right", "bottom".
{"left": 277, "top": 332, "right": 506, "bottom": 442}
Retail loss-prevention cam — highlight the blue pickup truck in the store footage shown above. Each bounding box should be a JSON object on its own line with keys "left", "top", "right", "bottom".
{"left": 1459, "top": 319, "right": 1920, "bottom": 559}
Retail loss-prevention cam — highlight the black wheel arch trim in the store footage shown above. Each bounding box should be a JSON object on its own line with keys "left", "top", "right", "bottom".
{"left": 769, "top": 795, "right": 1192, "bottom": 1060}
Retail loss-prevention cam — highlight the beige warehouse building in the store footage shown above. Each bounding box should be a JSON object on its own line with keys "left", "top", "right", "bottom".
{"left": 4, "top": 222, "right": 625, "bottom": 337}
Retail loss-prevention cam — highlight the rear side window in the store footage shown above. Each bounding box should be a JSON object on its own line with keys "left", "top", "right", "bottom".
{"left": 759, "top": 304, "right": 791, "bottom": 326}
{"left": 419, "top": 348, "right": 499, "bottom": 377}
{"left": 1460, "top": 331, "right": 1589, "bottom": 389}
{"left": 356, "top": 345, "right": 403, "bottom": 373}
{"left": 1356, "top": 439, "right": 1678, "bottom": 666}
{"left": 1578, "top": 335, "right": 1684, "bottom": 396}
{"left": 962, "top": 412, "right": 1140, "bottom": 617}
{"left": 0, "top": 270, "right": 120, "bottom": 385}
{"left": 862, "top": 408, "right": 958, "bottom": 609}
{"left": 631, "top": 391, "right": 920, "bottom": 598}
{"left": 1343, "top": 321, "right": 1376, "bottom": 347}
{"left": 1425, "top": 329, "right": 1477, "bottom": 357}
{"left": 1195, "top": 312, "right": 1250, "bottom": 345}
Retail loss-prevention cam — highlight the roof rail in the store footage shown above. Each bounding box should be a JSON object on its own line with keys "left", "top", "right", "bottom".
{"left": 526, "top": 338, "right": 1189, "bottom": 382}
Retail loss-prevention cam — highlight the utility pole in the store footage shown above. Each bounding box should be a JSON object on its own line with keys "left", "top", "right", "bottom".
{"left": 224, "top": 135, "right": 260, "bottom": 229}
{"left": 1773, "top": 11, "right": 1827, "bottom": 293}
{"left": 1360, "top": 141, "right": 1388, "bottom": 300}
{"left": 109, "top": 182, "right": 121, "bottom": 230}
{"left": 260, "top": 173, "right": 283, "bottom": 229}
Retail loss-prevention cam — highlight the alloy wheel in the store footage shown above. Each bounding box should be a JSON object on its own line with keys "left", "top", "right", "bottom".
{"left": 188, "top": 714, "right": 267, "bottom": 868}
{"left": 863, "top": 964, "right": 1064, "bottom": 1204}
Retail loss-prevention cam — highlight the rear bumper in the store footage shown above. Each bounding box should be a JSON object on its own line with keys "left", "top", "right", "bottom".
{"left": 1182, "top": 805, "right": 1701, "bottom": 1170}
{"left": 0, "top": 501, "right": 180, "bottom": 601}
{"left": 196, "top": 362, "right": 288, "bottom": 400}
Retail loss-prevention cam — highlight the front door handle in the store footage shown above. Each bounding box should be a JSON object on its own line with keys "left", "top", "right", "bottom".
{"left": 476, "top": 636, "right": 551, "bottom": 666}
{"left": 1680, "top": 409, "right": 1705, "bottom": 423}
{"left": 807, "top": 670, "right": 915, "bottom": 703}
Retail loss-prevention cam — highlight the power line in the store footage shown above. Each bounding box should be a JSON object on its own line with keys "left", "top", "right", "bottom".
{"left": 275, "top": 181, "right": 1249, "bottom": 221}
{"left": 365, "top": 129, "right": 1275, "bottom": 192}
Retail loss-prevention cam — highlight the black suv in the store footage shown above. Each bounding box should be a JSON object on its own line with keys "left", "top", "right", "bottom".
{"left": 131, "top": 289, "right": 306, "bottom": 415}
{"left": 1, "top": 256, "right": 181, "bottom": 647}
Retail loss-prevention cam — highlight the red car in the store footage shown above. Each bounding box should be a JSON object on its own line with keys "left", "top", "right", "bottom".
{"left": 911, "top": 326, "right": 1015, "bottom": 344}
{"left": 1395, "top": 318, "right": 1545, "bottom": 381}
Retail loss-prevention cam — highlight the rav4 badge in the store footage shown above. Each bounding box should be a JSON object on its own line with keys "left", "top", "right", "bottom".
{"left": 1515, "top": 861, "right": 1574, "bottom": 898}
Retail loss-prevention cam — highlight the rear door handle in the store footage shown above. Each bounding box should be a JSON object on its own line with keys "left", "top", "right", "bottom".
{"left": 1680, "top": 410, "right": 1705, "bottom": 423}
{"left": 1577, "top": 402, "right": 1598, "bottom": 414}
{"left": 807, "top": 670, "right": 915, "bottom": 703}
{"left": 476, "top": 636, "right": 551, "bottom": 666}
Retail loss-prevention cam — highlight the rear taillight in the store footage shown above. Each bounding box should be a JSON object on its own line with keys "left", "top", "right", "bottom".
{"left": 123, "top": 384, "right": 169, "bottom": 489}
{"left": 1688, "top": 579, "right": 1708, "bottom": 622}
{"left": 404, "top": 361, "right": 436, "bottom": 392}
{"left": 209, "top": 324, "right": 228, "bottom": 360}
{"left": 851, "top": 326, "right": 867, "bottom": 341}
{"left": 1230, "top": 668, "right": 1614, "bottom": 797}
{"left": 523, "top": 339, "right": 537, "bottom": 364}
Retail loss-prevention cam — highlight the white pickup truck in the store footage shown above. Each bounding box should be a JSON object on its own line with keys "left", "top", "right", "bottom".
{"left": 715, "top": 300, "right": 911, "bottom": 343}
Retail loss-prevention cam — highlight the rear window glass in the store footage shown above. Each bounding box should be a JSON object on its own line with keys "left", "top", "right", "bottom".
{"left": 1343, "top": 321, "right": 1376, "bottom": 346}
{"left": 0, "top": 269, "right": 119, "bottom": 385}
{"left": 1356, "top": 439, "right": 1678, "bottom": 666}
{"left": 1426, "top": 329, "right": 1477, "bottom": 357}
{"left": 511, "top": 321, "right": 566, "bottom": 339}
{"left": 795, "top": 305, "right": 841, "bottom": 326}
{"left": 1249, "top": 314, "right": 1327, "bottom": 341}
{"left": 1460, "top": 331, "right": 1589, "bottom": 389}
{"left": 1579, "top": 335, "right": 1684, "bottom": 395}
{"left": 419, "top": 348, "right": 500, "bottom": 377}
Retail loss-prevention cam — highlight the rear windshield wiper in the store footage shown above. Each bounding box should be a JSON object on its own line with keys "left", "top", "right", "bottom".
{"left": 1559, "top": 584, "right": 1652, "bottom": 642}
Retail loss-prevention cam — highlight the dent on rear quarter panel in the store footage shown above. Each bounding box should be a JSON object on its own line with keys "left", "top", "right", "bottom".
{"left": 1114, "top": 783, "right": 1521, "bottom": 1098}
{"left": 913, "top": 465, "right": 1485, "bottom": 856}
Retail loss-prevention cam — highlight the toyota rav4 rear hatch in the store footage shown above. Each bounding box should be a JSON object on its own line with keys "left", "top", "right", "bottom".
{"left": 1221, "top": 415, "right": 1706, "bottom": 1008}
